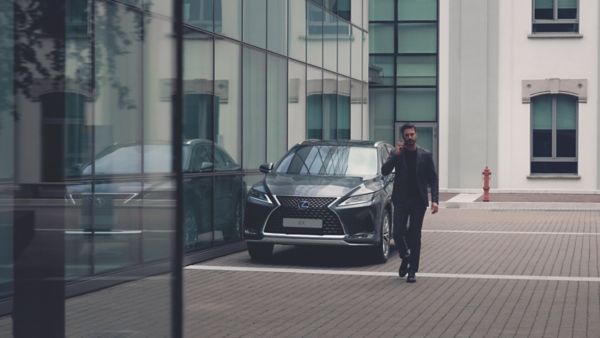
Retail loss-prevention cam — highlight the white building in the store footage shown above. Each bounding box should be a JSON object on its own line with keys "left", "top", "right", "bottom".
{"left": 438, "top": 0, "right": 598, "bottom": 193}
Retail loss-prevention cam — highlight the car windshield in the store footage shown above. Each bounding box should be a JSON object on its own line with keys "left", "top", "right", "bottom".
{"left": 82, "top": 145, "right": 191, "bottom": 175}
{"left": 275, "top": 145, "right": 378, "bottom": 177}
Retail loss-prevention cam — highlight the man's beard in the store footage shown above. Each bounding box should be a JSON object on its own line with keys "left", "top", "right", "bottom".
{"left": 404, "top": 139, "right": 415, "bottom": 145}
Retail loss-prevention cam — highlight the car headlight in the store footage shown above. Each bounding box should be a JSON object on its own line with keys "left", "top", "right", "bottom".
{"left": 248, "top": 186, "right": 273, "bottom": 205}
{"left": 338, "top": 193, "right": 374, "bottom": 207}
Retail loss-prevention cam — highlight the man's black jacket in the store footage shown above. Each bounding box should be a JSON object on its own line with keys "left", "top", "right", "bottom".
{"left": 381, "top": 146, "right": 439, "bottom": 207}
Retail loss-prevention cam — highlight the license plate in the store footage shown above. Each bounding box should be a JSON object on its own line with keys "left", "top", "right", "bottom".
{"left": 282, "top": 218, "right": 323, "bottom": 229}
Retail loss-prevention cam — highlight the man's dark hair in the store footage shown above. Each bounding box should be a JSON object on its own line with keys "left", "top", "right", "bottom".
{"left": 400, "top": 123, "right": 416, "bottom": 135}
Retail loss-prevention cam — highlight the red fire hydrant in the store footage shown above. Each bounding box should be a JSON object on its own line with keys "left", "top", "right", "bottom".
{"left": 482, "top": 166, "right": 492, "bottom": 202}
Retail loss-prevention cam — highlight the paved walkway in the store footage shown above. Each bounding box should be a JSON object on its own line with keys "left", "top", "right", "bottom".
{"left": 2, "top": 203, "right": 600, "bottom": 337}
{"left": 184, "top": 208, "right": 600, "bottom": 337}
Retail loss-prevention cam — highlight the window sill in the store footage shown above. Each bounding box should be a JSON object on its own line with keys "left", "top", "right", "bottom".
{"left": 527, "top": 174, "right": 580, "bottom": 180}
{"left": 528, "top": 33, "right": 583, "bottom": 39}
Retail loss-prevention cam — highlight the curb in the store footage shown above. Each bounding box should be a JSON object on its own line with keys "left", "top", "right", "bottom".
{"left": 440, "top": 201, "right": 600, "bottom": 211}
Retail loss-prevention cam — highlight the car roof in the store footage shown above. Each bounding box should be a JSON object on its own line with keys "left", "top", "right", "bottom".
{"left": 298, "top": 139, "right": 389, "bottom": 147}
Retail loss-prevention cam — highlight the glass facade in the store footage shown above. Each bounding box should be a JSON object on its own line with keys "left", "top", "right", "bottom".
{"left": 369, "top": 0, "right": 439, "bottom": 156}
{"left": 0, "top": 0, "right": 368, "bottom": 336}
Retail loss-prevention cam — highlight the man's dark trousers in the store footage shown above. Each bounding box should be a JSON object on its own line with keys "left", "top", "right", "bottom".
{"left": 394, "top": 204, "right": 426, "bottom": 273}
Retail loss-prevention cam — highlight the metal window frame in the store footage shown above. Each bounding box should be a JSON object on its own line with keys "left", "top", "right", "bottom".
{"left": 530, "top": 95, "right": 578, "bottom": 166}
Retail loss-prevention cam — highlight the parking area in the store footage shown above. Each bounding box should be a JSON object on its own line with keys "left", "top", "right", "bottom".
{"left": 185, "top": 209, "right": 600, "bottom": 337}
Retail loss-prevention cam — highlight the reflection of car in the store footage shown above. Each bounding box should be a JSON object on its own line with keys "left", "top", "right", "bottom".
{"left": 244, "top": 140, "right": 395, "bottom": 262}
{"left": 66, "top": 139, "right": 244, "bottom": 252}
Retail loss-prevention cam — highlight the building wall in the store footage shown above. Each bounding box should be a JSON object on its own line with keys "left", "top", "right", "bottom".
{"left": 444, "top": 0, "right": 599, "bottom": 192}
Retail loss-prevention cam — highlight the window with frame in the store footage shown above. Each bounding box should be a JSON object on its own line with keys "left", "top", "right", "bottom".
{"left": 532, "top": 0, "right": 578, "bottom": 33}
{"left": 531, "top": 94, "right": 577, "bottom": 174}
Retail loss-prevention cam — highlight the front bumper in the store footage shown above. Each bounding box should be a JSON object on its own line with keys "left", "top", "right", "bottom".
{"left": 243, "top": 194, "right": 383, "bottom": 246}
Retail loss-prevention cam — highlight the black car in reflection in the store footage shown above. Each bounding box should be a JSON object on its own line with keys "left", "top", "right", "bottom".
{"left": 244, "top": 140, "right": 396, "bottom": 262}
{"left": 66, "top": 139, "right": 244, "bottom": 257}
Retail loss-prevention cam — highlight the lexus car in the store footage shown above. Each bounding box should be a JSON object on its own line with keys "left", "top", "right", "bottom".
{"left": 243, "top": 140, "right": 396, "bottom": 262}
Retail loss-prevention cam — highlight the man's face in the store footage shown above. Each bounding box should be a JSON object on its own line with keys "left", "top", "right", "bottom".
{"left": 402, "top": 128, "right": 417, "bottom": 145}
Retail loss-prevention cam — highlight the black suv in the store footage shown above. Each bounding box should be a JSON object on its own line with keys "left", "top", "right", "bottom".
{"left": 244, "top": 140, "right": 396, "bottom": 262}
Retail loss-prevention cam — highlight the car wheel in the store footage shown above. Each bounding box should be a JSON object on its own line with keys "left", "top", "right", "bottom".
{"left": 247, "top": 242, "right": 274, "bottom": 261}
{"left": 373, "top": 211, "right": 391, "bottom": 263}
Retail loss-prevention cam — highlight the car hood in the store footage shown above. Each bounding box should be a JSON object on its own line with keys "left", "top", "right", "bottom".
{"left": 264, "top": 174, "right": 365, "bottom": 198}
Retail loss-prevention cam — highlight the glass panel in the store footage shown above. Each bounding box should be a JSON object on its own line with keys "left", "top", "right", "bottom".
{"left": 267, "top": 0, "right": 287, "bottom": 55}
{"left": 369, "top": 88, "right": 394, "bottom": 144}
{"left": 362, "top": 81, "right": 368, "bottom": 139}
{"left": 221, "top": 0, "right": 241, "bottom": 39}
{"left": 0, "top": 0, "right": 13, "bottom": 307}
{"left": 398, "top": 23, "right": 437, "bottom": 54}
{"left": 338, "top": 76, "right": 351, "bottom": 139}
{"left": 533, "top": 23, "right": 578, "bottom": 33}
{"left": 307, "top": 66, "right": 323, "bottom": 139}
{"left": 337, "top": 20, "right": 351, "bottom": 77}
{"left": 532, "top": 95, "right": 552, "bottom": 129}
{"left": 323, "top": 71, "right": 337, "bottom": 139}
{"left": 534, "top": 0, "right": 554, "bottom": 19}
{"left": 338, "top": 0, "right": 351, "bottom": 21}
{"left": 531, "top": 162, "right": 577, "bottom": 174}
{"left": 288, "top": 0, "right": 306, "bottom": 62}
{"left": 267, "top": 54, "right": 288, "bottom": 161}
{"left": 557, "top": 95, "right": 577, "bottom": 157}
{"left": 396, "top": 88, "right": 436, "bottom": 121}
{"left": 142, "top": 14, "right": 175, "bottom": 264}
{"left": 397, "top": 55, "right": 436, "bottom": 86}
{"left": 350, "top": 79, "right": 362, "bottom": 138}
{"left": 369, "top": 0, "right": 394, "bottom": 21}
{"left": 362, "top": 31, "right": 368, "bottom": 82}
{"left": 214, "top": 175, "right": 243, "bottom": 244}
{"left": 369, "top": 23, "right": 394, "bottom": 53}
{"left": 185, "top": 176, "right": 213, "bottom": 250}
{"left": 351, "top": 26, "right": 362, "bottom": 80}
{"left": 215, "top": 39, "right": 242, "bottom": 167}
{"left": 323, "top": 12, "right": 337, "bottom": 72}
{"left": 556, "top": 95, "right": 576, "bottom": 129}
{"left": 558, "top": 0, "right": 577, "bottom": 19}
{"left": 369, "top": 56, "right": 394, "bottom": 86}
{"left": 307, "top": 3, "right": 323, "bottom": 67}
{"left": 92, "top": 2, "right": 143, "bottom": 275}
{"left": 184, "top": 0, "right": 213, "bottom": 31}
{"left": 415, "top": 126, "right": 433, "bottom": 152}
{"left": 243, "top": 0, "right": 267, "bottom": 48}
{"left": 398, "top": 0, "right": 437, "bottom": 21}
{"left": 183, "top": 31, "right": 213, "bottom": 142}
{"left": 351, "top": 0, "right": 362, "bottom": 26}
{"left": 243, "top": 47, "right": 267, "bottom": 169}
{"left": 288, "top": 61, "right": 307, "bottom": 147}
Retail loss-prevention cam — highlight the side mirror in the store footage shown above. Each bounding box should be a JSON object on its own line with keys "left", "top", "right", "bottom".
{"left": 259, "top": 162, "right": 274, "bottom": 173}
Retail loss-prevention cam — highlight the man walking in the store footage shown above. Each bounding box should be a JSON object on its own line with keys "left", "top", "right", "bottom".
{"left": 381, "top": 123, "right": 438, "bottom": 283}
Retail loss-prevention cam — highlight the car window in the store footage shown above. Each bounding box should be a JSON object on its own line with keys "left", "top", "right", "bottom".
{"left": 276, "top": 145, "right": 378, "bottom": 177}
{"left": 82, "top": 145, "right": 191, "bottom": 175}
{"left": 189, "top": 144, "right": 212, "bottom": 172}
{"left": 214, "top": 147, "right": 239, "bottom": 171}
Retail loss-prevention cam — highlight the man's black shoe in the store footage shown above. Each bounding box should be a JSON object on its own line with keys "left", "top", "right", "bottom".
{"left": 398, "top": 260, "right": 408, "bottom": 278}
{"left": 406, "top": 273, "right": 416, "bottom": 283}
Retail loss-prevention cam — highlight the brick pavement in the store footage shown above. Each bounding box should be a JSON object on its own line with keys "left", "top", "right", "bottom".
{"left": 1, "top": 208, "right": 599, "bottom": 337}
{"left": 186, "top": 209, "right": 600, "bottom": 337}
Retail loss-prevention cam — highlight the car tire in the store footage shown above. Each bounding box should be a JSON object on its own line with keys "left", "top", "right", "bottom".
{"left": 372, "top": 211, "right": 391, "bottom": 263}
{"left": 247, "top": 242, "right": 274, "bottom": 261}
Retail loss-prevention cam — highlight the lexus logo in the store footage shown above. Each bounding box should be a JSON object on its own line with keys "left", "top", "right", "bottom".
{"left": 297, "top": 200, "right": 310, "bottom": 210}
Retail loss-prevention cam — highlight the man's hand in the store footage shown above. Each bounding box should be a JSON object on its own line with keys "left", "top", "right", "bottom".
{"left": 431, "top": 202, "right": 438, "bottom": 214}
{"left": 395, "top": 141, "right": 404, "bottom": 155}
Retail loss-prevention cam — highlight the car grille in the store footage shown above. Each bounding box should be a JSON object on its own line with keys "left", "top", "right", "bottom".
{"left": 264, "top": 196, "right": 344, "bottom": 235}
